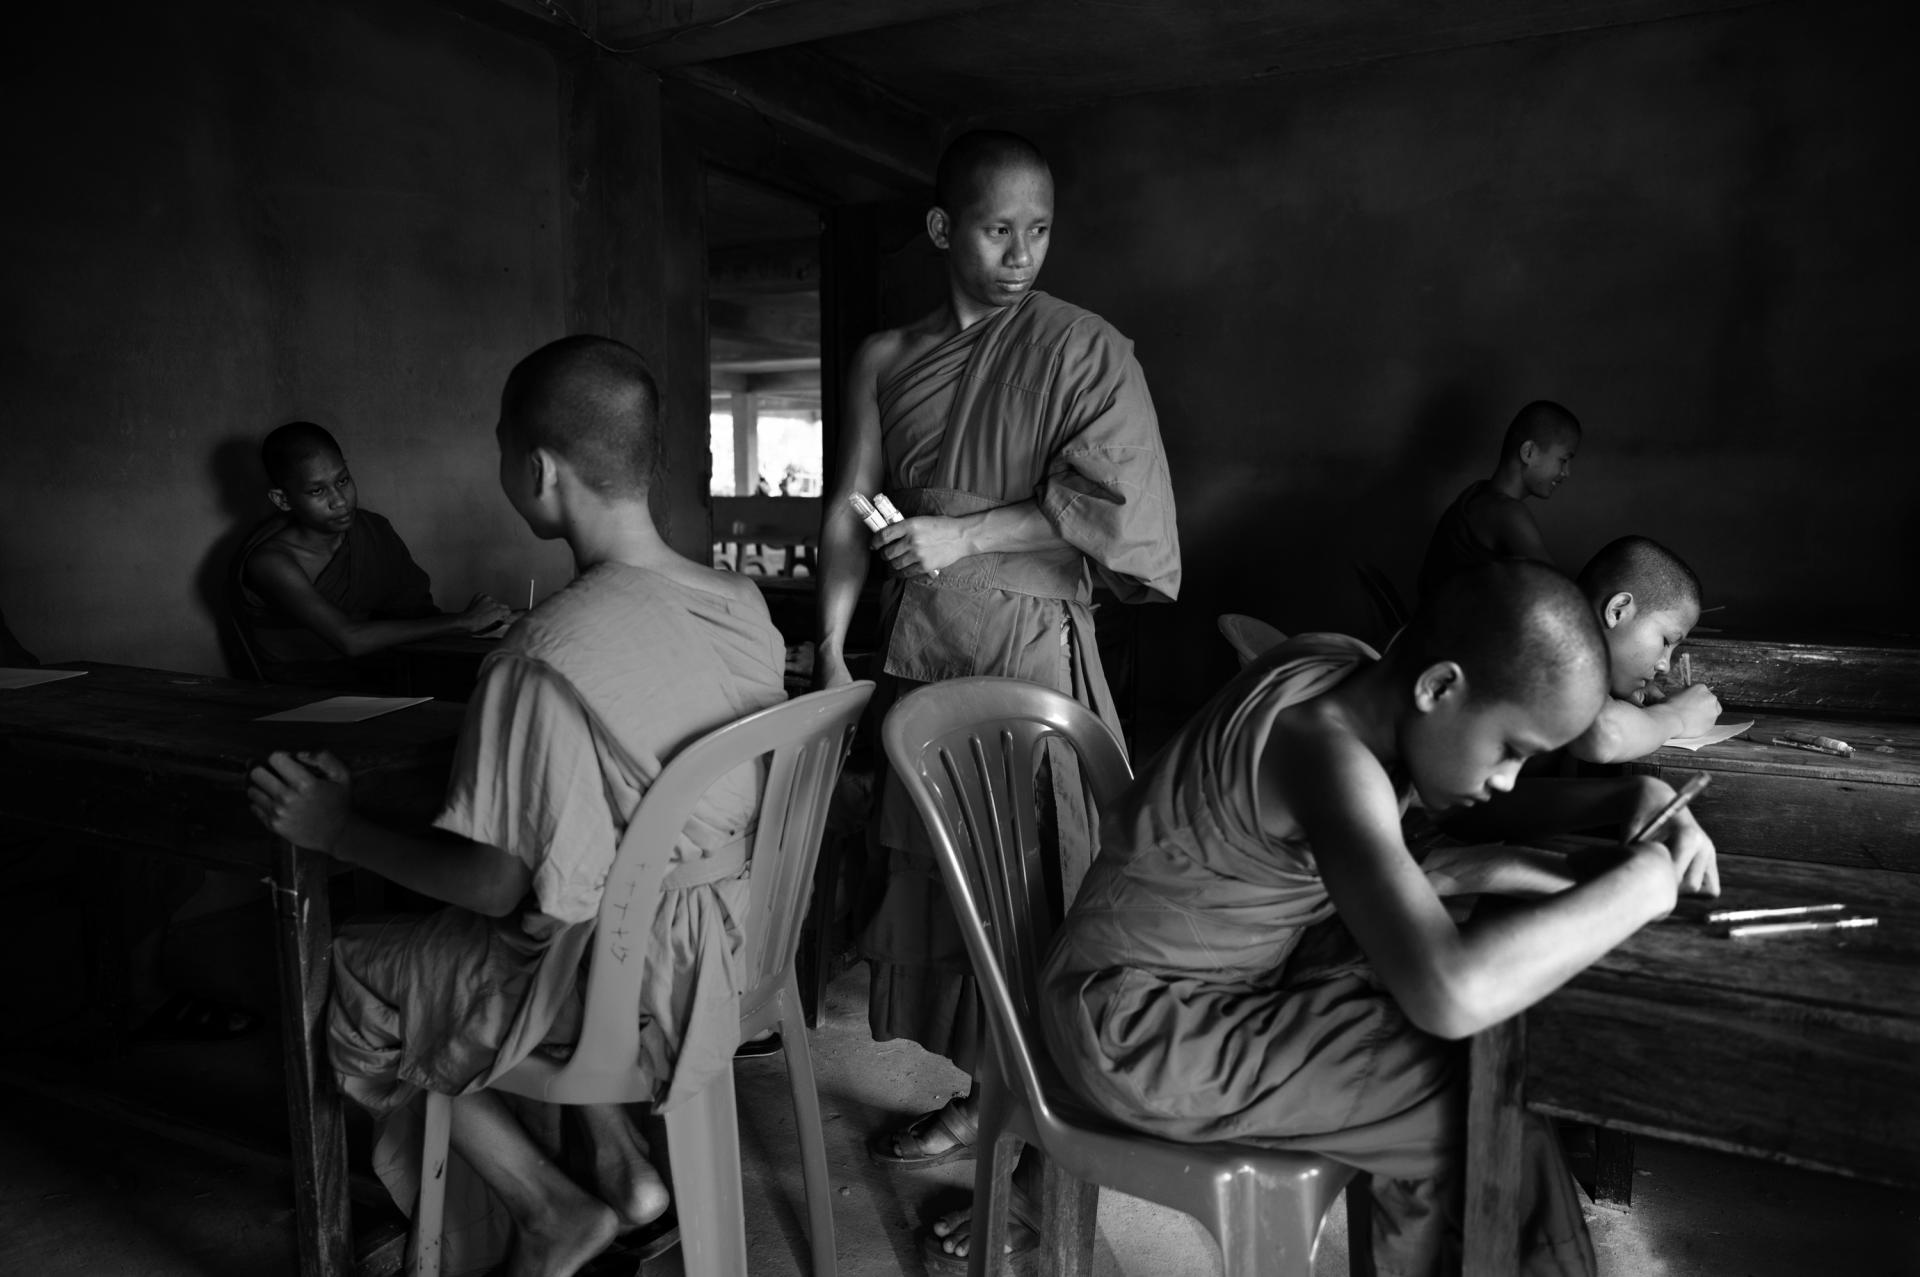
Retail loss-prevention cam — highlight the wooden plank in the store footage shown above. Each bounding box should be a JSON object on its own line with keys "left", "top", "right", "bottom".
{"left": 1681, "top": 636, "right": 1920, "bottom": 719}
{"left": 666, "top": 48, "right": 940, "bottom": 189}
{"left": 599, "top": 0, "right": 1015, "bottom": 68}
{"left": 1464, "top": 1016, "right": 1525, "bottom": 1277}
{"left": 1627, "top": 763, "right": 1920, "bottom": 872}
{"left": 272, "top": 838, "right": 352, "bottom": 1277}
{"left": 1526, "top": 979, "right": 1920, "bottom": 1189}
{"left": 1643, "top": 712, "right": 1920, "bottom": 787}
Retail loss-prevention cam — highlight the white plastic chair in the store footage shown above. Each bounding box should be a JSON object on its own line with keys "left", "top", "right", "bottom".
{"left": 412, "top": 681, "right": 874, "bottom": 1276}
{"left": 1218, "top": 613, "right": 1287, "bottom": 667}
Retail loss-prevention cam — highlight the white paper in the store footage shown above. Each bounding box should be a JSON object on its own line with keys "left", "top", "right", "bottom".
{"left": 1664, "top": 719, "right": 1755, "bottom": 752}
{"left": 0, "top": 667, "right": 87, "bottom": 690}
{"left": 256, "top": 695, "right": 432, "bottom": 724}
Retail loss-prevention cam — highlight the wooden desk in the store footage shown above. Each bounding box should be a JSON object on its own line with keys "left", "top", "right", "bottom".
{"left": 1681, "top": 633, "right": 1920, "bottom": 720}
{"left": 1629, "top": 712, "right": 1920, "bottom": 872}
{"left": 1465, "top": 854, "right": 1920, "bottom": 1273}
{"left": 0, "top": 664, "right": 463, "bottom": 1277}
{"left": 390, "top": 633, "right": 500, "bottom": 699}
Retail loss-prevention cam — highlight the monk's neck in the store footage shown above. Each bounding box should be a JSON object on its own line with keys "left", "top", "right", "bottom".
{"left": 1487, "top": 462, "right": 1531, "bottom": 501}
{"left": 946, "top": 285, "right": 1025, "bottom": 334}
{"left": 281, "top": 522, "right": 346, "bottom": 557}
{"left": 563, "top": 500, "right": 676, "bottom": 576}
{"left": 1320, "top": 658, "right": 1409, "bottom": 779}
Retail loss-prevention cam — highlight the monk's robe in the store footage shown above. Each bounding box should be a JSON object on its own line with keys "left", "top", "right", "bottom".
{"left": 0, "top": 608, "right": 36, "bottom": 666}
{"left": 235, "top": 509, "right": 437, "bottom": 688}
{"left": 859, "top": 289, "right": 1181, "bottom": 1071}
{"left": 1417, "top": 480, "right": 1502, "bottom": 605}
{"left": 326, "top": 563, "right": 784, "bottom": 1277}
{"left": 1041, "top": 634, "right": 1594, "bottom": 1277}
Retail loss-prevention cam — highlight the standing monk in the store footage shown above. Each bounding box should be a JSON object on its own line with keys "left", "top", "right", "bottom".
{"left": 814, "top": 129, "right": 1181, "bottom": 1267}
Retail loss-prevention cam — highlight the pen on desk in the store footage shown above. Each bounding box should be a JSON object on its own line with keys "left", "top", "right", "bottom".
{"left": 1679, "top": 653, "right": 1691, "bottom": 687}
{"left": 1707, "top": 902, "right": 1847, "bottom": 924}
{"left": 1623, "top": 773, "right": 1710, "bottom": 845}
{"left": 1770, "top": 736, "right": 1852, "bottom": 757}
{"left": 1728, "top": 917, "right": 1877, "bottom": 939}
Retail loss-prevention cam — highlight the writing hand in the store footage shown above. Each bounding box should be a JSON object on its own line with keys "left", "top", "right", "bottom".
{"left": 247, "top": 750, "right": 354, "bottom": 853}
{"left": 1624, "top": 781, "right": 1719, "bottom": 897}
{"left": 460, "top": 593, "right": 514, "bottom": 634}
{"left": 1667, "top": 684, "right": 1723, "bottom": 737}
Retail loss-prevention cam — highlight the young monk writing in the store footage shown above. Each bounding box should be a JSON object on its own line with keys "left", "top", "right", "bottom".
{"left": 247, "top": 337, "right": 787, "bottom": 1277}
{"left": 1567, "top": 534, "right": 1722, "bottom": 763}
{"left": 238, "top": 421, "right": 510, "bottom": 687}
{"left": 1041, "top": 560, "right": 1718, "bottom": 1275}
{"left": 1417, "top": 400, "right": 1580, "bottom": 603}
{"left": 813, "top": 128, "right": 1181, "bottom": 1267}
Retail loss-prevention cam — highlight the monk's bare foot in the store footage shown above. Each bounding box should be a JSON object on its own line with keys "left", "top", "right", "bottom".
{"left": 924, "top": 1186, "right": 1037, "bottom": 1266}
{"left": 504, "top": 1192, "right": 619, "bottom": 1277}
{"left": 576, "top": 1103, "right": 671, "bottom": 1230}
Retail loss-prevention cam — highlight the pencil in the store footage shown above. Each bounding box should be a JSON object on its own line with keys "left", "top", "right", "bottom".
{"left": 527, "top": 578, "right": 535, "bottom": 611}
{"left": 1707, "top": 903, "right": 1846, "bottom": 924}
{"left": 1679, "top": 653, "right": 1691, "bottom": 687}
{"left": 1623, "top": 773, "right": 1711, "bottom": 845}
{"left": 1728, "top": 917, "right": 1877, "bottom": 939}
{"left": 1770, "top": 737, "right": 1851, "bottom": 757}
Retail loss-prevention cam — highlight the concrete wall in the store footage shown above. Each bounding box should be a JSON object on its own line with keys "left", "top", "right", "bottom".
{"left": 0, "top": 0, "right": 576, "bottom": 672}
{"left": 1011, "top": 0, "right": 1917, "bottom": 740}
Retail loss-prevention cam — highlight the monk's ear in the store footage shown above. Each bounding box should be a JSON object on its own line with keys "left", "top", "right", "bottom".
{"left": 926, "top": 205, "right": 951, "bottom": 251}
{"left": 1412, "top": 661, "right": 1465, "bottom": 714}
{"left": 527, "top": 446, "right": 559, "bottom": 498}
{"left": 266, "top": 486, "right": 290, "bottom": 513}
{"left": 1602, "top": 591, "right": 1635, "bottom": 630}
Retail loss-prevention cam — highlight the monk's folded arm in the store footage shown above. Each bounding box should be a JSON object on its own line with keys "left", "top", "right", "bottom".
{"left": 957, "top": 499, "right": 1071, "bottom": 556}
{"left": 331, "top": 816, "right": 531, "bottom": 917}
{"left": 1566, "top": 698, "right": 1687, "bottom": 763}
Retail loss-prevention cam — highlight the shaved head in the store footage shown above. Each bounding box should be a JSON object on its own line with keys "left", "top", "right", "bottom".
{"left": 1578, "top": 536, "right": 1701, "bottom": 615}
{"left": 501, "top": 335, "right": 659, "bottom": 496}
{"left": 934, "top": 129, "right": 1052, "bottom": 216}
{"left": 262, "top": 421, "right": 343, "bottom": 488}
{"left": 1499, "top": 400, "right": 1581, "bottom": 463}
{"left": 1403, "top": 559, "right": 1608, "bottom": 707}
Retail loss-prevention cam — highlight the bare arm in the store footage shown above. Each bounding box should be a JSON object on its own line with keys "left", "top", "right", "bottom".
{"left": 1476, "top": 498, "right": 1555, "bottom": 566}
{"left": 814, "top": 335, "right": 890, "bottom": 688}
{"left": 1568, "top": 686, "right": 1723, "bottom": 763}
{"left": 1273, "top": 725, "right": 1687, "bottom": 1040}
{"left": 244, "top": 548, "right": 509, "bottom": 657}
{"left": 873, "top": 499, "right": 1071, "bottom": 578}
{"left": 246, "top": 751, "right": 529, "bottom": 916}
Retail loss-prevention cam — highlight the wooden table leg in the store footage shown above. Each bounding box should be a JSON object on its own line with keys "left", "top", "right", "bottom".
{"left": 271, "top": 839, "right": 352, "bottom": 1277}
{"left": 1464, "top": 1016, "right": 1526, "bottom": 1277}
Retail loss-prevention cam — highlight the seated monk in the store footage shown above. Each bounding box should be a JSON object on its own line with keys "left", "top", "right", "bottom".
{"left": 1417, "top": 400, "right": 1580, "bottom": 604}
{"left": 1041, "top": 561, "right": 1719, "bottom": 1275}
{"left": 1567, "top": 534, "right": 1722, "bottom": 763}
{"left": 246, "top": 337, "right": 787, "bottom": 1277}
{"left": 237, "top": 421, "right": 510, "bottom": 688}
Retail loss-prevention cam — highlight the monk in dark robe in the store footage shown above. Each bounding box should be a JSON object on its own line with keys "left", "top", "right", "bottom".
{"left": 237, "top": 422, "right": 509, "bottom": 688}
{"left": 814, "top": 129, "right": 1180, "bottom": 1269}
{"left": 1044, "top": 563, "right": 1720, "bottom": 1275}
{"left": 1416, "top": 401, "right": 1580, "bottom": 605}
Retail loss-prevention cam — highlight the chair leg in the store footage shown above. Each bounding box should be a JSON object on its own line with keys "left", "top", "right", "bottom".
{"left": 802, "top": 832, "right": 840, "bottom": 1028}
{"left": 1038, "top": 1154, "right": 1098, "bottom": 1277}
{"left": 968, "top": 1087, "right": 1022, "bottom": 1277}
{"left": 412, "top": 1090, "right": 452, "bottom": 1277}
{"left": 1344, "top": 1173, "right": 1374, "bottom": 1277}
{"left": 664, "top": 1075, "right": 751, "bottom": 1277}
{"left": 775, "top": 979, "right": 838, "bottom": 1276}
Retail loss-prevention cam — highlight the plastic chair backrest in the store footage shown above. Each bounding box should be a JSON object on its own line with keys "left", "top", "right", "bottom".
{"left": 226, "top": 533, "right": 267, "bottom": 682}
{"left": 548, "top": 681, "right": 872, "bottom": 1099}
{"left": 881, "top": 677, "right": 1132, "bottom": 1122}
{"left": 1217, "top": 613, "right": 1286, "bottom": 667}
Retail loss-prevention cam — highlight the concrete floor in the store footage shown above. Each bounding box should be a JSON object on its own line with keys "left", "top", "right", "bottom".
{"left": 0, "top": 903, "right": 1915, "bottom": 1277}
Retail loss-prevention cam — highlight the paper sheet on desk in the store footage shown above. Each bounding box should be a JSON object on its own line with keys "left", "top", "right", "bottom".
{"left": 0, "top": 667, "right": 87, "bottom": 690}
{"left": 1665, "top": 719, "right": 1754, "bottom": 751}
{"left": 256, "top": 695, "right": 432, "bottom": 724}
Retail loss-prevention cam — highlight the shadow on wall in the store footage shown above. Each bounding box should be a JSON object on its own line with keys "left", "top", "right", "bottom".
{"left": 194, "top": 436, "right": 272, "bottom": 681}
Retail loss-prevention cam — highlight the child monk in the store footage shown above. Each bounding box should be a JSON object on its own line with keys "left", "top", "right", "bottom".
{"left": 1040, "top": 560, "right": 1719, "bottom": 1276}
{"left": 814, "top": 128, "right": 1180, "bottom": 1237}
{"left": 246, "top": 337, "right": 787, "bottom": 1277}
{"left": 1417, "top": 400, "right": 1580, "bottom": 603}
{"left": 1567, "top": 534, "right": 1723, "bottom": 763}
{"left": 238, "top": 421, "right": 511, "bottom": 687}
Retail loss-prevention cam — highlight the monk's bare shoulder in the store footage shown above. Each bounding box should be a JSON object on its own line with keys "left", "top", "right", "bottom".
{"left": 1259, "top": 694, "right": 1394, "bottom": 841}
{"left": 243, "top": 533, "right": 316, "bottom": 591}
{"left": 856, "top": 307, "right": 953, "bottom": 392}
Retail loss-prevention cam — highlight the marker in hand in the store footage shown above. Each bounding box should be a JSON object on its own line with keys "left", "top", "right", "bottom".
{"left": 1624, "top": 773, "right": 1711, "bottom": 846}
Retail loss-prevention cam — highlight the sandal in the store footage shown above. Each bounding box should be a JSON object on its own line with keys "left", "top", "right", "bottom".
{"left": 920, "top": 1186, "right": 1039, "bottom": 1276}
{"left": 135, "top": 992, "right": 258, "bottom": 1042}
{"left": 734, "top": 1031, "right": 783, "bottom": 1060}
{"left": 868, "top": 1096, "right": 979, "bottom": 1170}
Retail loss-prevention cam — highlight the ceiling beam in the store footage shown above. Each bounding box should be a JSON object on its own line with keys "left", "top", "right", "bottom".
{"left": 427, "top": 0, "right": 576, "bottom": 48}
{"left": 710, "top": 237, "right": 820, "bottom": 295}
{"left": 666, "top": 47, "right": 939, "bottom": 189}
{"left": 600, "top": 0, "right": 1015, "bottom": 69}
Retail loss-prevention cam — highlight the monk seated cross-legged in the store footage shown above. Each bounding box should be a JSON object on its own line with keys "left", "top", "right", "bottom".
{"left": 247, "top": 337, "right": 788, "bottom": 1277}
{"left": 1041, "top": 561, "right": 1720, "bottom": 1276}
{"left": 237, "top": 420, "right": 511, "bottom": 689}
